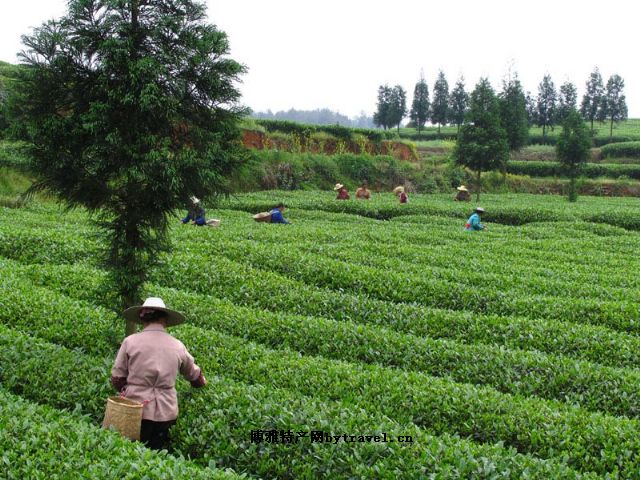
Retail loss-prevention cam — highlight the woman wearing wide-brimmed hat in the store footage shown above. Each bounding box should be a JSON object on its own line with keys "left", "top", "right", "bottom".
{"left": 393, "top": 186, "right": 408, "bottom": 204}
{"left": 182, "top": 196, "right": 220, "bottom": 227}
{"left": 111, "top": 297, "right": 206, "bottom": 450}
{"left": 465, "top": 207, "right": 486, "bottom": 231}
{"left": 334, "top": 183, "right": 350, "bottom": 200}
{"left": 454, "top": 185, "right": 471, "bottom": 202}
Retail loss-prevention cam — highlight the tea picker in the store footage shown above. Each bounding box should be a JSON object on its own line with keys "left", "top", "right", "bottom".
{"left": 106, "top": 297, "right": 207, "bottom": 450}
{"left": 465, "top": 207, "right": 486, "bottom": 231}
{"left": 253, "top": 203, "right": 292, "bottom": 224}
{"left": 181, "top": 196, "right": 220, "bottom": 227}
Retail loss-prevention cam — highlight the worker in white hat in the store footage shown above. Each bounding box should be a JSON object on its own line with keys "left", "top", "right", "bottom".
{"left": 111, "top": 297, "right": 206, "bottom": 450}
{"left": 454, "top": 185, "right": 471, "bottom": 202}
{"left": 393, "top": 186, "right": 408, "bottom": 204}
{"left": 181, "top": 196, "right": 220, "bottom": 227}
{"left": 334, "top": 183, "right": 350, "bottom": 200}
{"left": 465, "top": 207, "right": 486, "bottom": 231}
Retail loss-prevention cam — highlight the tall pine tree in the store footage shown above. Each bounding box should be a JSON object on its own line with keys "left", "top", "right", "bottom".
{"left": 448, "top": 76, "right": 469, "bottom": 133}
{"left": 430, "top": 70, "right": 449, "bottom": 134}
{"left": 389, "top": 85, "right": 408, "bottom": 133}
{"left": 409, "top": 72, "right": 430, "bottom": 133}
{"left": 604, "top": 74, "right": 628, "bottom": 139}
{"left": 454, "top": 78, "right": 509, "bottom": 201}
{"left": 17, "top": 0, "right": 246, "bottom": 336}
{"left": 373, "top": 84, "right": 393, "bottom": 130}
{"left": 536, "top": 74, "right": 557, "bottom": 141}
{"left": 557, "top": 109, "right": 591, "bottom": 202}
{"left": 499, "top": 75, "right": 528, "bottom": 152}
{"left": 580, "top": 67, "right": 605, "bottom": 133}
{"left": 557, "top": 81, "right": 578, "bottom": 125}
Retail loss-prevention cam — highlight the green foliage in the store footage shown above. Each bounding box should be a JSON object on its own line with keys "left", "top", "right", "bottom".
{"left": 0, "top": 268, "right": 595, "bottom": 479}
{"left": 409, "top": 72, "right": 430, "bottom": 133}
{"left": 388, "top": 85, "right": 407, "bottom": 132}
{"left": 228, "top": 150, "right": 415, "bottom": 192}
{"left": 374, "top": 84, "right": 406, "bottom": 131}
{"left": 255, "top": 118, "right": 394, "bottom": 142}
{"left": 430, "top": 70, "right": 449, "bottom": 134}
{"left": 8, "top": 194, "right": 640, "bottom": 477}
{"left": 499, "top": 76, "right": 529, "bottom": 151}
{"left": 557, "top": 109, "right": 591, "bottom": 201}
{"left": 604, "top": 74, "right": 628, "bottom": 139}
{"left": 507, "top": 160, "right": 640, "bottom": 179}
{"left": 536, "top": 74, "right": 557, "bottom": 138}
{"left": 600, "top": 141, "right": 640, "bottom": 159}
{"left": 448, "top": 76, "right": 469, "bottom": 131}
{"left": 0, "top": 61, "right": 25, "bottom": 136}
{"left": 16, "top": 0, "right": 246, "bottom": 331}
{"left": 580, "top": 67, "right": 606, "bottom": 131}
{"left": 557, "top": 81, "right": 578, "bottom": 124}
{"left": 0, "top": 388, "right": 237, "bottom": 480}
{"left": 454, "top": 78, "right": 509, "bottom": 199}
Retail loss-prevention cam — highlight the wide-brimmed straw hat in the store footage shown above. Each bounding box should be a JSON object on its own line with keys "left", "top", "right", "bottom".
{"left": 334, "top": 183, "right": 344, "bottom": 191}
{"left": 456, "top": 185, "right": 469, "bottom": 192}
{"left": 123, "top": 297, "right": 185, "bottom": 327}
{"left": 393, "top": 186, "right": 405, "bottom": 194}
{"left": 189, "top": 196, "right": 200, "bottom": 205}
{"left": 475, "top": 207, "right": 485, "bottom": 213}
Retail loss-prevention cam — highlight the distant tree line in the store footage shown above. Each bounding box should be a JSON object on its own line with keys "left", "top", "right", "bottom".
{"left": 252, "top": 108, "right": 375, "bottom": 129}
{"left": 375, "top": 67, "right": 628, "bottom": 140}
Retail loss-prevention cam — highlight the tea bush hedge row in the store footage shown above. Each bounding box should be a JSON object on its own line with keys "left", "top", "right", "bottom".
{"left": 0, "top": 320, "right": 595, "bottom": 479}
{"left": 4, "top": 261, "right": 640, "bottom": 420}
{"left": 0, "top": 389, "right": 238, "bottom": 480}
{"left": 0, "top": 270, "right": 639, "bottom": 477}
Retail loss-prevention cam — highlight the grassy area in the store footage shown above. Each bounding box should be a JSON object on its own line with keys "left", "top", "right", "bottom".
{"left": 401, "top": 119, "right": 640, "bottom": 144}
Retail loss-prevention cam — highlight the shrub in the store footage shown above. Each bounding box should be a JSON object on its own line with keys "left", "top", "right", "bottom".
{"left": 601, "top": 141, "right": 640, "bottom": 159}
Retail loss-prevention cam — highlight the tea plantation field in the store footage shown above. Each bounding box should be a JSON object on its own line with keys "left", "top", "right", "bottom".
{"left": 2, "top": 191, "right": 640, "bottom": 478}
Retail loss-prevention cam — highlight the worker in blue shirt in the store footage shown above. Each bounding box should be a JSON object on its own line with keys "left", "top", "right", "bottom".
{"left": 270, "top": 203, "right": 291, "bottom": 224}
{"left": 465, "top": 207, "right": 485, "bottom": 231}
{"left": 182, "top": 196, "right": 206, "bottom": 226}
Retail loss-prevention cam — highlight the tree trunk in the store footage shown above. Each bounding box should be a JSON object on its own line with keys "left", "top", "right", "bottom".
{"left": 568, "top": 176, "right": 577, "bottom": 202}
{"left": 610, "top": 117, "right": 614, "bottom": 139}
{"left": 437, "top": 123, "right": 441, "bottom": 135}
{"left": 120, "top": 220, "right": 143, "bottom": 337}
{"left": 476, "top": 170, "right": 481, "bottom": 201}
{"left": 590, "top": 118, "right": 594, "bottom": 133}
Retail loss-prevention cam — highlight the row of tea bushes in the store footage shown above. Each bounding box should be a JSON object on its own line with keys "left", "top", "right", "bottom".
{"left": 0, "top": 389, "right": 237, "bottom": 480}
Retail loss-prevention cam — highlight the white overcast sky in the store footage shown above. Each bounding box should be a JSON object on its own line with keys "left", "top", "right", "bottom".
{"left": 1, "top": 0, "right": 638, "bottom": 118}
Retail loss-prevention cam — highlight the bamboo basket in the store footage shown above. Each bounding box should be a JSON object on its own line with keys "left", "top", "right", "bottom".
{"left": 102, "top": 396, "right": 144, "bottom": 441}
{"left": 253, "top": 212, "right": 272, "bottom": 223}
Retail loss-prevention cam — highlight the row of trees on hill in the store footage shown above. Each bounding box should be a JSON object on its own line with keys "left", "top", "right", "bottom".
{"left": 529, "top": 70, "right": 627, "bottom": 139}
{"left": 375, "top": 68, "right": 628, "bottom": 139}
{"left": 454, "top": 77, "right": 590, "bottom": 202}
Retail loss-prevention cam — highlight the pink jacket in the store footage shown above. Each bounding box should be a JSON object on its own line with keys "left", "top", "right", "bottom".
{"left": 111, "top": 324, "right": 204, "bottom": 421}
